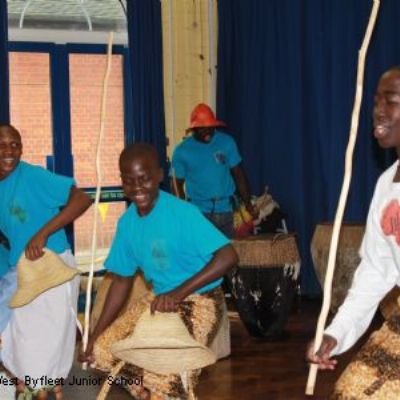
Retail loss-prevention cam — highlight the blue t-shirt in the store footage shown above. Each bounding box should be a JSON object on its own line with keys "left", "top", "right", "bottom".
{"left": 171, "top": 131, "right": 242, "bottom": 212}
{"left": 0, "top": 161, "right": 75, "bottom": 266}
{"left": 105, "top": 190, "right": 230, "bottom": 295}
{"left": 0, "top": 244, "right": 9, "bottom": 279}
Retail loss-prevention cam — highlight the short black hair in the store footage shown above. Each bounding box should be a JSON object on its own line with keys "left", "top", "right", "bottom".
{"left": 119, "top": 143, "right": 160, "bottom": 167}
{"left": 0, "top": 124, "right": 21, "bottom": 138}
{"left": 387, "top": 66, "right": 400, "bottom": 73}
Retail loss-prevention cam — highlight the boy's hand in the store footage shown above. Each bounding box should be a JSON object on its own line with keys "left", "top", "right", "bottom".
{"left": 306, "top": 334, "right": 338, "bottom": 370}
{"left": 151, "top": 290, "right": 184, "bottom": 314}
{"left": 78, "top": 337, "right": 96, "bottom": 365}
{"left": 25, "top": 232, "right": 47, "bottom": 260}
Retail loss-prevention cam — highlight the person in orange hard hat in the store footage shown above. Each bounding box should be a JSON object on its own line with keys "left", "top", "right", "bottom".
{"left": 170, "top": 103, "right": 257, "bottom": 238}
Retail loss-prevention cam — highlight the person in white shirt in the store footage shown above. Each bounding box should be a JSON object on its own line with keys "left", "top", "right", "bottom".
{"left": 307, "top": 66, "right": 400, "bottom": 398}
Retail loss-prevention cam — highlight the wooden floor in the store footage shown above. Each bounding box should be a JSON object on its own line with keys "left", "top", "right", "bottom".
{"left": 2, "top": 297, "right": 379, "bottom": 399}
{"left": 196, "top": 298, "right": 370, "bottom": 400}
{"left": 105, "top": 297, "right": 377, "bottom": 400}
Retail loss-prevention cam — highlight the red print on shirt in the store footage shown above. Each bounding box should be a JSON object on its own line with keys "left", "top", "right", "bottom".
{"left": 381, "top": 199, "right": 400, "bottom": 245}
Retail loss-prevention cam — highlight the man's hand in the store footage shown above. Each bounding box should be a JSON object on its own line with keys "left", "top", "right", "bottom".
{"left": 25, "top": 232, "right": 48, "bottom": 260}
{"left": 150, "top": 290, "right": 184, "bottom": 314}
{"left": 78, "top": 336, "right": 96, "bottom": 365}
{"left": 306, "top": 334, "right": 338, "bottom": 370}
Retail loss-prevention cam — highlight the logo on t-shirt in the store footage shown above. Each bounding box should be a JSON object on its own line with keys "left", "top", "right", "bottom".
{"left": 151, "top": 240, "right": 169, "bottom": 270}
{"left": 381, "top": 199, "right": 400, "bottom": 244}
{"left": 10, "top": 201, "right": 27, "bottom": 223}
{"left": 214, "top": 151, "right": 227, "bottom": 165}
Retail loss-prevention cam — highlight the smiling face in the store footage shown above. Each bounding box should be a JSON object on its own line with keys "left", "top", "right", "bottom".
{"left": 192, "top": 127, "right": 215, "bottom": 143}
{"left": 373, "top": 69, "right": 400, "bottom": 152}
{"left": 119, "top": 145, "right": 163, "bottom": 216}
{"left": 0, "top": 125, "right": 22, "bottom": 180}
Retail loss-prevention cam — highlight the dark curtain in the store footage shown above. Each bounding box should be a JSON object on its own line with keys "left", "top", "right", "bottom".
{"left": 217, "top": 0, "right": 400, "bottom": 295}
{"left": 0, "top": 0, "right": 9, "bottom": 123}
{"left": 126, "top": 0, "right": 167, "bottom": 174}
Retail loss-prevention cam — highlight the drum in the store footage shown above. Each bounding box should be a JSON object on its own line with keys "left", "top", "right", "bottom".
{"left": 231, "top": 234, "right": 300, "bottom": 337}
{"left": 311, "top": 223, "right": 365, "bottom": 313}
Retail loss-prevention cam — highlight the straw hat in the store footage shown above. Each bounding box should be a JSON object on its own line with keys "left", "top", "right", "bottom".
{"left": 111, "top": 309, "right": 216, "bottom": 374}
{"left": 9, "top": 248, "right": 79, "bottom": 308}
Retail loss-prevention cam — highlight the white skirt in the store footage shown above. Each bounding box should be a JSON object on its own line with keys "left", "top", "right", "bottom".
{"left": 1, "top": 250, "right": 80, "bottom": 389}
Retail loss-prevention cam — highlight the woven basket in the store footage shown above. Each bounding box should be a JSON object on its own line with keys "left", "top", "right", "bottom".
{"left": 232, "top": 233, "right": 300, "bottom": 267}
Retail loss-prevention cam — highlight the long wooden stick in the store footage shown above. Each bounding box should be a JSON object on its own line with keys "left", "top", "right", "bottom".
{"left": 305, "top": 0, "right": 380, "bottom": 395}
{"left": 82, "top": 31, "right": 114, "bottom": 369}
{"left": 96, "top": 361, "right": 125, "bottom": 400}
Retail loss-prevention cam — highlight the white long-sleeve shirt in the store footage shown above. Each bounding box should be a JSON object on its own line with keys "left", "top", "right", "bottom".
{"left": 325, "top": 160, "right": 400, "bottom": 355}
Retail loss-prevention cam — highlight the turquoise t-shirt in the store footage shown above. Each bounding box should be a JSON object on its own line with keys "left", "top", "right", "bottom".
{"left": 0, "top": 161, "right": 75, "bottom": 266}
{"left": 105, "top": 190, "right": 230, "bottom": 295}
{"left": 171, "top": 131, "right": 242, "bottom": 213}
{"left": 0, "top": 244, "right": 9, "bottom": 279}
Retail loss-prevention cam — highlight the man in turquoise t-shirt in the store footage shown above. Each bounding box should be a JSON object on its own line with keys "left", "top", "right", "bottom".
{"left": 170, "top": 103, "right": 257, "bottom": 238}
{"left": 82, "top": 143, "right": 238, "bottom": 399}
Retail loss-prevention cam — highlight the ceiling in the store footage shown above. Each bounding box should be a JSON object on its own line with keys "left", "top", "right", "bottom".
{"left": 7, "top": 0, "right": 127, "bottom": 32}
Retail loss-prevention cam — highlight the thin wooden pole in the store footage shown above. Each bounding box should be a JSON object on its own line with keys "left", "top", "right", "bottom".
{"left": 82, "top": 31, "right": 114, "bottom": 370}
{"left": 96, "top": 361, "right": 125, "bottom": 400}
{"left": 305, "top": 0, "right": 380, "bottom": 395}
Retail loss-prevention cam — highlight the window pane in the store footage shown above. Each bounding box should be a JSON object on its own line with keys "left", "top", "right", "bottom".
{"left": 9, "top": 52, "right": 53, "bottom": 168}
{"left": 69, "top": 53, "right": 125, "bottom": 258}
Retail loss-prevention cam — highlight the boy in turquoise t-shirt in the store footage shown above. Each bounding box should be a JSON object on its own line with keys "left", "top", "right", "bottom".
{"left": 0, "top": 124, "right": 92, "bottom": 399}
{"left": 82, "top": 143, "right": 238, "bottom": 399}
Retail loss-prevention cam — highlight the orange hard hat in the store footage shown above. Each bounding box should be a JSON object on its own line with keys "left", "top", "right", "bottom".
{"left": 186, "top": 103, "right": 226, "bottom": 132}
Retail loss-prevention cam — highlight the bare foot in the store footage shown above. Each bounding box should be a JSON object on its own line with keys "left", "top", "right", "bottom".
{"left": 53, "top": 385, "right": 63, "bottom": 400}
{"left": 36, "top": 390, "right": 48, "bottom": 400}
{"left": 128, "top": 383, "right": 151, "bottom": 400}
{"left": 140, "top": 388, "right": 151, "bottom": 400}
{"left": 16, "top": 379, "right": 26, "bottom": 394}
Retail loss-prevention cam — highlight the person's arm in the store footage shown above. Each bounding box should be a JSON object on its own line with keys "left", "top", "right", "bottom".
{"left": 323, "top": 256, "right": 395, "bottom": 354}
{"left": 306, "top": 334, "right": 338, "bottom": 370}
{"left": 79, "top": 274, "right": 134, "bottom": 362}
{"left": 25, "top": 186, "right": 92, "bottom": 260}
{"left": 170, "top": 177, "right": 186, "bottom": 200}
{"left": 231, "top": 163, "right": 258, "bottom": 218}
{"left": 170, "top": 147, "right": 186, "bottom": 199}
{"left": 305, "top": 252, "right": 394, "bottom": 370}
{"left": 151, "top": 243, "right": 238, "bottom": 313}
{"left": 306, "top": 182, "right": 399, "bottom": 368}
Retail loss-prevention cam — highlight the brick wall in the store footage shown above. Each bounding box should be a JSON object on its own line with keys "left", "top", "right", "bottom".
{"left": 9, "top": 51, "right": 126, "bottom": 258}
{"left": 9, "top": 52, "right": 52, "bottom": 167}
